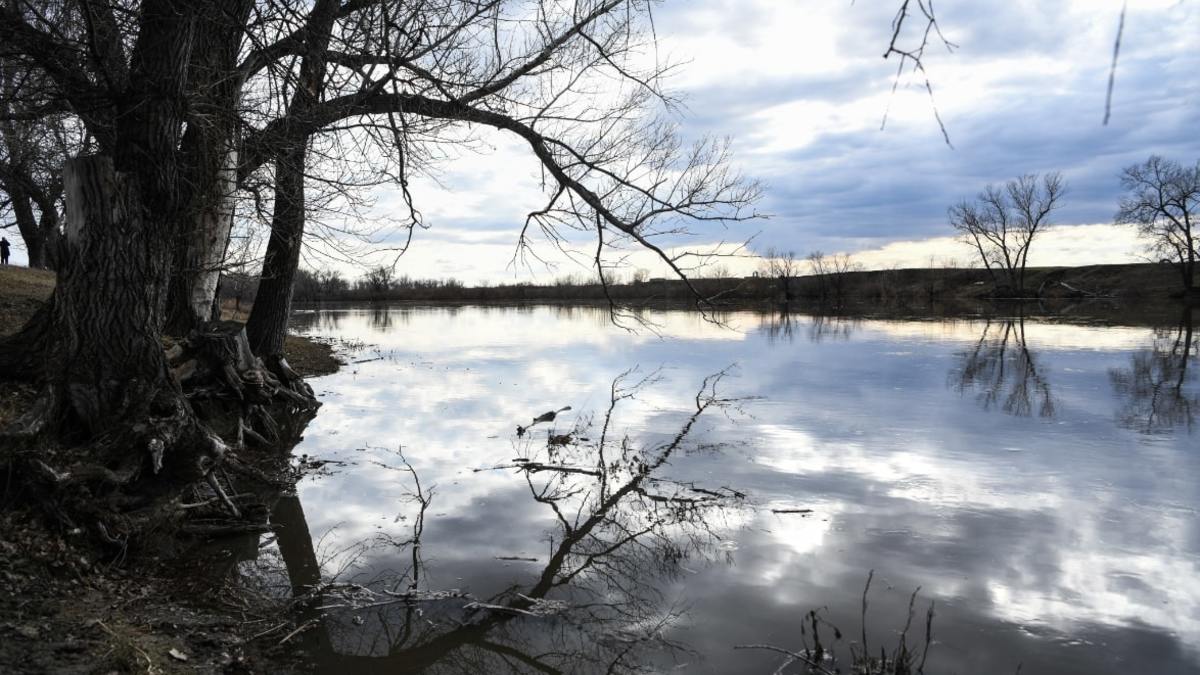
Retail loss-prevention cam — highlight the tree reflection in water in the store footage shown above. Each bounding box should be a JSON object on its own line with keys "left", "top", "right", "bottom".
{"left": 368, "top": 304, "right": 394, "bottom": 331}
{"left": 245, "top": 369, "right": 748, "bottom": 673}
{"left": 759, "top": 311, "right": 859, "bottom": 344}
{"left": 951, "top": 317, "right": 1056, "bottom": 418}
{"left": 1109, "top": 308, "right": 1197, "bottom": 434}
{"left": 289, "top": 307, "right": 344, "bottom": 334}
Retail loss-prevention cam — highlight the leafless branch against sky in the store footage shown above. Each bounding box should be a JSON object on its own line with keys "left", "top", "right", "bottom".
{"left": 880, "top": 0, "right": 957, "bottom": 147}
{"left": 1103, "top": 1, "right": 1128, "bottom": 126}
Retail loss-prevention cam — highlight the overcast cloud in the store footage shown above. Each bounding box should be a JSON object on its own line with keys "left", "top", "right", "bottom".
{"left": 13, "top": 1, "right": 1194, "bottom": 281}
{"left": 353, "top": 0, "right": 1200, "bottom": 283}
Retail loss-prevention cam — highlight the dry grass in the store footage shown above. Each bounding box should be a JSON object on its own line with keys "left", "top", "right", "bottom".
{"left": 0, "top": 265, "right": 55, "bottom": 299}
{"left": 0, "top": 266, "right": 54, "bottom": 336}
{"left": 0, "top": 267, "right": 340, "bottom": 382}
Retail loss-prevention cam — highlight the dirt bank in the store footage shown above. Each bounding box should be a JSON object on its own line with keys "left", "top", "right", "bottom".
{"left": 0, "top": 266, "right": 341, "bottom": 674}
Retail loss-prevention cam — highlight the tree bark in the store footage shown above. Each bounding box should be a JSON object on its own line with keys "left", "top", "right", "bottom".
{"left": 246, "top": 147, "right": 306, "bottom": 357}
{"left": 164, "top": 0, "right": 253, "bottom": 335}
{"left": 0, "top": 0, "right": 325, "bottom": 544}
{"left": 166, "top": 145, "right": 239, "bottom": 334}
{"left": 0, "top": 297, "right": 54, "bottom": 380}
{"left": 244, "top": 0, "right": 339, "bottom": 358}
{"left": 51, "top": 156, "right": 179, "bottom": 436}
{"left": 24, "top": 0, "right": 213, "bottom": 500}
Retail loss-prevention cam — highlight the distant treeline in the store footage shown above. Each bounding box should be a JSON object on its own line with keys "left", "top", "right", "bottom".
{"left": 218, "top": 262, "right": 1187, "bottom": 309}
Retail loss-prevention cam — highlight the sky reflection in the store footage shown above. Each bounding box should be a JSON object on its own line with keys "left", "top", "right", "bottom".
{"left": 280, "top": 305, "right": 1199, "bottom": 674}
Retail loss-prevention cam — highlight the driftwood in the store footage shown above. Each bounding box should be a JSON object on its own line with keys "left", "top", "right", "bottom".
{"left": 475, "top": 462, "right": 601, "bottom": 477}
{"left": 516, "top": 406, "right": 572, "bottom": 437}
{"left": 1035, "top": 277, "right": 1113, "bottom": 299}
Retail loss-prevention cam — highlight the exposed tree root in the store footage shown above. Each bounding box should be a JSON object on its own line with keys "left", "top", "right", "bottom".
{"left": 1, "top": 321, "right": 319, "bottom": 547}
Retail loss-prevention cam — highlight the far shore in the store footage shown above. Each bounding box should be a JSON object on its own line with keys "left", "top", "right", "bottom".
{"left": 271, "top": 261, "right": 1194, "bottom": 308}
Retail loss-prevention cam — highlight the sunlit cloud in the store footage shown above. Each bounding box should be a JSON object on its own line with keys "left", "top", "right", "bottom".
{"left": 277, "top": 0, "right": 1199, "bottom": 285}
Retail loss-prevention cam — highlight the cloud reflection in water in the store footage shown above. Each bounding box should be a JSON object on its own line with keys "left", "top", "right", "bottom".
{"left": 275, "top": 305, "right": 1199, "bottom": 674}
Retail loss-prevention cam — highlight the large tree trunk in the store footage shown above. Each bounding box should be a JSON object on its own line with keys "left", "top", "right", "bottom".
{"left": 36, "top": 210, "right": 60, "bottom": 270}
{"left": 246, "top": 147, "right": 306, "bottom": 358}
{"left": 166, "top": 145, "right": 239, "bottom": 334}
{"left": 244, "top": 0, "right": 339, "bottom": 358}
{"left": 0, "top": 0, "right": 324, "bottom": 547}
{"left": 50, "top": 157, "right": 186, "bottom": 439}
{"left": 4, "top": 1, "right": 250, "bottom": 537}
{"left": 164, "top": 0, "right": 254, "bottom": 335}
{"left": 12, "top": 158, "right": 315, "bottom": 539}
{"left": 7, "top": 154, "right": 228, "bottom": 539}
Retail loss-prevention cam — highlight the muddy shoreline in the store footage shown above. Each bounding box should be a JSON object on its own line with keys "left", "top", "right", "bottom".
{"left": 1, "top": 267, "right": 342, "bottom": 674}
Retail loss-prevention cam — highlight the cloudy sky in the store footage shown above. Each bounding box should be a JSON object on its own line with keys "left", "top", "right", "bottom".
{"left": 328, "top": 0, "right": 1194, "bottom": 284}
{"left": 10, "top": 1, "right": 1192, "bottom": 281}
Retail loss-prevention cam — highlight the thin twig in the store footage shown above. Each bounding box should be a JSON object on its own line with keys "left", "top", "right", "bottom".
{"left": 1103, "top": 1, "right": 1127, "bottom": 126}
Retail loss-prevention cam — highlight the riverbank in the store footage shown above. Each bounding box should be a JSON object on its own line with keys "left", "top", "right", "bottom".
{"left": 0, "top": 267, "right": 340, "bottom": 430}
{"left": 282, "top": 261, "right": 1192, "bottom": 306}
{"left": 0, "top": 266, "right": 341, "bottom": 674}
{"left": 0, "top": 266, "right": 340, "bottom": 381}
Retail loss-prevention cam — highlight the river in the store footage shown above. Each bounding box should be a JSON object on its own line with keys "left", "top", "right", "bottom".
{"left": 250, "top": 304, "right": 1199, "bottom": 674}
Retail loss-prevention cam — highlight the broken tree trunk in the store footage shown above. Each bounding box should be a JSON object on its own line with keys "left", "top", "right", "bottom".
{"left": 3, "top": 157, "right": 317, "bottom": 542}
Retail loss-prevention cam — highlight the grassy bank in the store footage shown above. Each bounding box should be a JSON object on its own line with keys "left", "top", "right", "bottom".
{"left": 0, "top": 266, "right": 341, "bottom": 380}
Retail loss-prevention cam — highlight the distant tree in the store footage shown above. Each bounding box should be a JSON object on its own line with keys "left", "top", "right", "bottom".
{"left": 807, "top": 250, "right": 831, "bottom": 302}
{"left": 361, "top": 266, "right": 395, "bottom": 300}
{"left": 0, "top": 60, "right": 82, "bottom": 269}
{"left": 949, "top": 173, "right": 1066, "bottom": 297}
{"left": 806, "top": 251, "right": 828, "bottom": 276}
{"left": 291, "top": 268, "right": 320, "bottom": 302}
{"left": 1115, "top": 156, "right": 1199, "bottom": 294}
{"left": 827, "top": 253, "right": 861, "bottom": 306}
{"left": 315, "top": 269, "right": 348, "bottom": 298}
{"left": 631, "top": 268, "right": 650, "bottom": 284}
{"left": 759, "top": 246, "right": 799, "bottom": 278}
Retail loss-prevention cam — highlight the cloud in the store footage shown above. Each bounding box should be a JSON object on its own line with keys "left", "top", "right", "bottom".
{"left": 281, "top": 0, "right": 1200, "bottom": 284}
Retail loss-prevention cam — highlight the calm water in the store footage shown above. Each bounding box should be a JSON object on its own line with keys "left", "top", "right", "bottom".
{"left": 256, "top": 305, "right": 1198, "bottom": 674}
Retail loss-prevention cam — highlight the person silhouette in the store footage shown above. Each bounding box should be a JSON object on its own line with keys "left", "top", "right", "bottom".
{"left": 0, "top": 237, "right": 10, "bottom": 265}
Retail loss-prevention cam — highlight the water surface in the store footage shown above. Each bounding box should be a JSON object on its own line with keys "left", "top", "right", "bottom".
{"left": 262, "top": 305, "right": 1198, "bottom": 674}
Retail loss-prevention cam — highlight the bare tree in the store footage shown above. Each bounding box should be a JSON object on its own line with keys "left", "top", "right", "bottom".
{"left": 0, "top": 0, "right": 758, "bottom": 538}
{"left": 949, "top": 172, "right": 1066, "bottom": 297}
{"left": 231, "top": 0, "right": 761, "bottom": 344}
{"left": 759, "top": 246, "right": 799, "bottom": 278}
{"left": 807, "top": 250, "right": 830, "bottom": 303}
{"left": 360, "top": 265, "right": 395, "bottom": 300}
{"left": 1115, "top": 155, "right": 1199, "bottom": 295}
{"left": 827, "top": 252, "right": 861, "bottom": 306}
{"left": 0, "top": 58, "right": 83, "bottom": 269}
{"left": 756, "top": 246, "right": 797, "bottom": 303}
